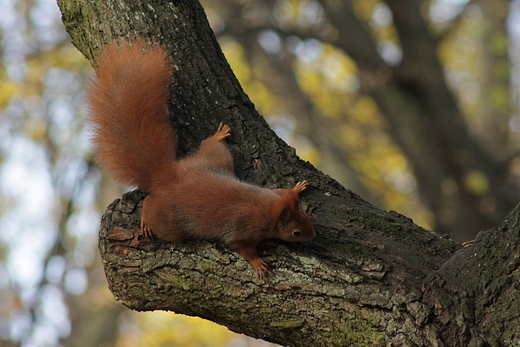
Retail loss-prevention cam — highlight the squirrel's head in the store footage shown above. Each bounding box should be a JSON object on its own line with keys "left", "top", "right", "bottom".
{"left": 273, "top": 181, "right": 316, "bottom": 242}
{"left": 277, "top": 207, "right": 316, "bottom": 242}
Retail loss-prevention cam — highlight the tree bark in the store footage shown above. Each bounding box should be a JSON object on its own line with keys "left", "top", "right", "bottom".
{"left": 57, "top": 0, "right": 520, "bottom": 345}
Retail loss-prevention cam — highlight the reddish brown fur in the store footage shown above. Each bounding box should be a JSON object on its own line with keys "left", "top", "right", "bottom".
{"left": 86, "top": 38, "right": 316, "bottom": 279}
{"left": 86, "top": 38, "right": 175, "bottom": 191}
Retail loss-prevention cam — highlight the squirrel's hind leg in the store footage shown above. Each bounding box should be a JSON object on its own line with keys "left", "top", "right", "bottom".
{"left": 141, "top": 195, "right": 186, "bottom": 242}
{"left": 213, "top": 122, "right": 231, "bottom": 141}
{"left": 195, "top": 123, "right": 234, "bottom": 174}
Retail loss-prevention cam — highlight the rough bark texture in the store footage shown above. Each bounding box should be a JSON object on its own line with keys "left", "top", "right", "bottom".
{"left": 99, "top": 190, "right": 463, "bottom": 347}
{"left": 57, "top": 0, "right": 520, "bottom": 345}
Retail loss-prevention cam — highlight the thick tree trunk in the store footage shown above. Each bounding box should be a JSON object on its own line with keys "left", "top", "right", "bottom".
{"left": 58, "top": 0, "right": 520, "bottom": 345}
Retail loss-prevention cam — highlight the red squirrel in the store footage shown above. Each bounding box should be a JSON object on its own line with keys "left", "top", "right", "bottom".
{"left": 86, "top": 38, "right": 316, "bottom": 278}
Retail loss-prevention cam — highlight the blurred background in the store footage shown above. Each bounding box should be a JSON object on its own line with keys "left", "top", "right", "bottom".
{"left": 1, "top": 0, "right": 520, "bottom": 345}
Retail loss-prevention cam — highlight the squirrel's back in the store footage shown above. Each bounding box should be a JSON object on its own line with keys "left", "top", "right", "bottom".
{"left": 86, "top": 38, "right": 175, "bottom": 191}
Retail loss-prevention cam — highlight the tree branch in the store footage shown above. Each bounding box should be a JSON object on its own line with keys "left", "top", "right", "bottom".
{"left": 99, "top": 188, "right": 458, "bottom": 346}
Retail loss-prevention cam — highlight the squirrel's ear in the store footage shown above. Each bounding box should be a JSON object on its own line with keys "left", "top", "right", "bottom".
{"left": 278, "top": 208, "right": 290, "bottom": 228}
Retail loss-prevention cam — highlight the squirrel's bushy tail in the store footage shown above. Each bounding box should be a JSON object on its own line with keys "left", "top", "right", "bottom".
{"left": 86, "top": 38, "right": 175, "bottom": 191}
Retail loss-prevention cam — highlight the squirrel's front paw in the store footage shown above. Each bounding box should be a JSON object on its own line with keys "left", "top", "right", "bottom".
{"left": 251, "top": 258, "right": 273, "bottom": 281}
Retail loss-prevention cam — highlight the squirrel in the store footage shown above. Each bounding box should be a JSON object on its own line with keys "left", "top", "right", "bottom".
{"left": 86, "top": 37, "right": 316, "bottom": 279}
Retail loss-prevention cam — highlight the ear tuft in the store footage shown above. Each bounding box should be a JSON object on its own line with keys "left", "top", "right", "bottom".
{"left": 278, "top": 208, "right": 290, "bottom": 227}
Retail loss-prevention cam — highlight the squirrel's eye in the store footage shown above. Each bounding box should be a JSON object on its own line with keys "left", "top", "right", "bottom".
{"left": 293, "top": 230, "right": 302, "bottom": 237}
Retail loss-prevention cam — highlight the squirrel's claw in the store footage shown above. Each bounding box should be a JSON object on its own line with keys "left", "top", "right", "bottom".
{"left": 293, "top": 180, "right": 309, "bottom": 194}
{"left": 141, "top": 220, "right": 154, "bottom": 240}
{"left": 214, "top": 122, "right": 231, "bottom": 141}
{"left": 252, "top": 258, "right": 272, "bottom": 281}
